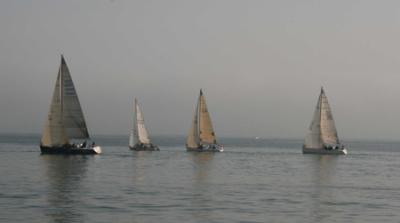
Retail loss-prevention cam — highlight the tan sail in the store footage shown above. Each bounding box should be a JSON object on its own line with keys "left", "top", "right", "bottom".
{"left": 198, "top": 90, "right": 217, "bottom": 144}
{"left": 41, "top": 63, "right": 68, "bottom": 146}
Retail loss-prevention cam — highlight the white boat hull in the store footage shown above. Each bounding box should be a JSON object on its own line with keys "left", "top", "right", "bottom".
{"left": 303, "top": 147, "right": 347, "bottom": 155}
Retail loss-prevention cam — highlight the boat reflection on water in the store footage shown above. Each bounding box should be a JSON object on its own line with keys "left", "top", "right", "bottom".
{"left": 41, "top": 155, "right": 90, "bottom": 222}
{"left": 189, "top": 152, "right": 217, "bottom": 222}
{"left": 308, "top": 155, "right": 339, "bottom": 222}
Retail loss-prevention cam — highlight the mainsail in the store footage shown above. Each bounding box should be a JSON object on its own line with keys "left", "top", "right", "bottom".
{"left": 41, "top": 55, "right": 89, "bottom": 147}
{"left": 60, "top": 57, "right": 89, "bottom": 139}
{"left": 319, "top": 89, "right": 339, "bottom": 145}
{"left": 133, "top": 99, "right": 151, "bottom": 144}
{"left": 186, "top": 89, "right": 217, "bottom": 148}
{"left": 198, "top": 90, "right": 216, "bottom": 144}
{"left": 304, "top": 88, "right": 339, "bottom": 148}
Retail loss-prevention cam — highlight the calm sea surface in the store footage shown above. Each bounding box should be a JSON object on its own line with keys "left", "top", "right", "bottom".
{"left": 1, "top": 134, "right": 400, "bottom": 223}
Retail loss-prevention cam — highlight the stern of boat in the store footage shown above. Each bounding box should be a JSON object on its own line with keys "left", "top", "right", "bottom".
{"left": 93, "top": 146, "right": 102, "bottom": 154}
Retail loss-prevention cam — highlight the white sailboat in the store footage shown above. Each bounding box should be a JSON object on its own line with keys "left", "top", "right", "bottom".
{"left": 40, "top": 55, "right": 101, "bottom": 155}
{"left": 303, "top": 87, "right": 347, "bottom": 155}
{"left": 129, "top": 98, "right": 159, "bottom": 151}
{"left": 186, "top": 89, "right": 223, "bottom": 152}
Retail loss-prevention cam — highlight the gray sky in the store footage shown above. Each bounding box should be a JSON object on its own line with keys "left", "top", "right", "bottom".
{"left": 1, "top": 0, "right": 400, "bottom": 140}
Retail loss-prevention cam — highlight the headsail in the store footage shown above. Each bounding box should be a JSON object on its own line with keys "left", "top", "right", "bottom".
{"left": 129, "top": 129, "right": 134, "bottom": 148}
{"left": 186, "top": 95, "right": 200, "bottom": 148}
{"left": 319, "top": 88, "right": 339, "bottom": 145}
{"left": 41, "top": 66, "right": 68, "bottom": 146}
{"left": 304, "top": 92, "right": 322, "bottom": 149}
{"left": 133, "top": 99, "right": 151, "bottom": 144}
{"left": 60, "top": 56, "right": 90, "bottom": 139}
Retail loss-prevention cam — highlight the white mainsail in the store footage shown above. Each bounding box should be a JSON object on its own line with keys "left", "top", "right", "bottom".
{"left": 41, "top": 55, "right": 90, "bottom": 147}
{"left": 304, "top": 94, "right": 322, "bottom": 149}
{"left": 133, "top": 99, "right": 151, "bottom": 144}
{"left": 186, "top": 90, "right": 217, "bottom": 148}
{"left": 304, "top": 88, "right": 340, "bottom": 149}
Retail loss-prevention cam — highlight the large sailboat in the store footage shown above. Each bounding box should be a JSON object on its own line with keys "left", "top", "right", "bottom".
{"left": 186, "top": 89, "right": 223, "bottom": 152}
{"left": 40, "top": 55, "right": 101, "bottom": 155}
{"left": 303, "top": 87, "right": 347, "bottom": 155}
{"left": 129, "top": 98, "right": 159, "bottom": 151}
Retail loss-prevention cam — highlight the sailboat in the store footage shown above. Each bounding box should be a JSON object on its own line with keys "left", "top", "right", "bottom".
{"left": 303, "top": 87, "right": 347, "bottom": 155}
{"left": 186, "top": 89, "right": 223, "bottom": 152}
{"left": 40, "top": 55, "right": 102, "bottom": 155}
{"left": 129, "top": 98, "right": 159, "bottom": 151}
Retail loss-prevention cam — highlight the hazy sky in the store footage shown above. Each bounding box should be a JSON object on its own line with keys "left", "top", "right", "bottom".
{"left": 1, "top": 0, "right": 400, "bottom": 140}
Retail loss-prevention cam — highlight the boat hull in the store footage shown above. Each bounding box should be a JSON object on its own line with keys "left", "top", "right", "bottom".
{"left": 186, "top": 144, "right": 224, "bottom": 152}
{"left": 302, "top": 147, "right": 347, "bottom": 155}
{"left": 40, "top": 145, "right": 102, "bottom": 155}
{"left": 129, "top": 143, "right": 159, "bottom": 151}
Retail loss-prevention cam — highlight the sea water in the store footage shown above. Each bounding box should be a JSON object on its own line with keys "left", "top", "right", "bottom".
{"left": 1, "top": 134, "right": 400, "bottom": 223}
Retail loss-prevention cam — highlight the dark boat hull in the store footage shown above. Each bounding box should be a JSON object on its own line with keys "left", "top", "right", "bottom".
{"left": 186, "top": 144, "right": 224, "bottom": 152}
{"left": 302, "top": 147, "right": 347, "bottom": 155}
{"left": 40, "top": 145, "right": 101, "bottom": 155}
{"left": 129, "top": 144, "right": 159, "bottom": 151}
